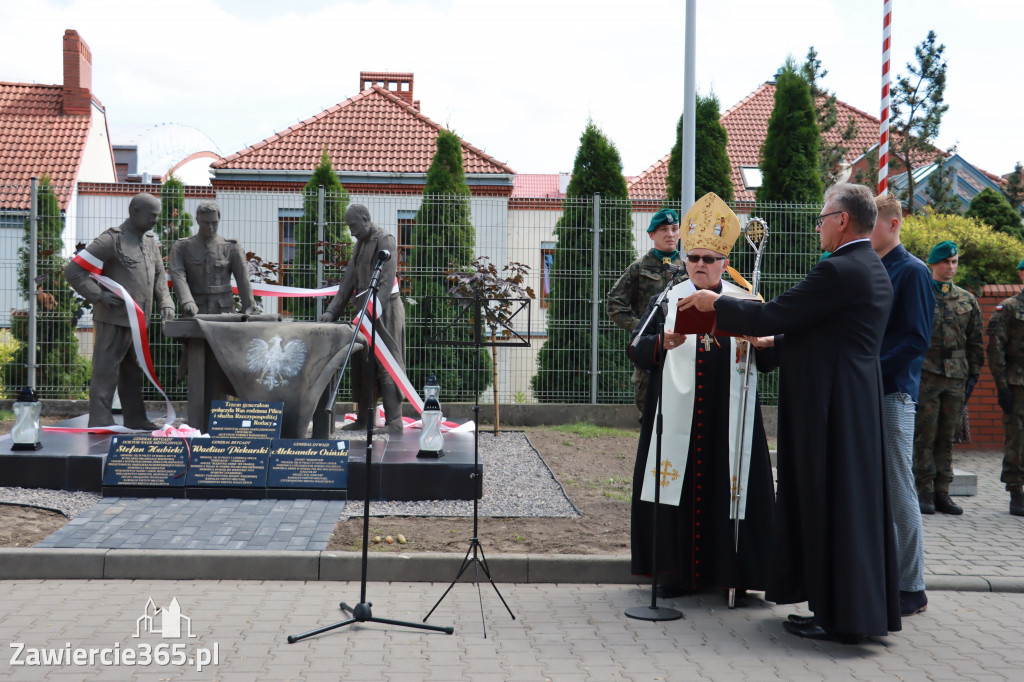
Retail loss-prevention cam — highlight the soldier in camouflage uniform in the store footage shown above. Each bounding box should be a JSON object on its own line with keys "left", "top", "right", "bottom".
{"left": 913, "top": 241, "right": 984, "bottom": 515}
{"left": 607, "top": 208, "right": 685, "bottom": 412}
{"left": 984, "top": 257, "right": 1024, "bottom": 517}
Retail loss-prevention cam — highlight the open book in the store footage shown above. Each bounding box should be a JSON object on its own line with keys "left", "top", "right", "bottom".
{"left": 672, "top": 284, "right": 760, "bottom": 337}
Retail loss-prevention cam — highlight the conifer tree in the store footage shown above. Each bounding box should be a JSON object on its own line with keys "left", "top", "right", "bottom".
{"left": 3, "top": 176, "right": 90, "bottom": 397}
{"left": 965, "top": 188, "right": 1023, "bottom": 240}
{"left": 293, "top": 147, "right": 350, "bottom": 320}
{"left": 1004, "top": 162, "right": 1024, "bottom": 216}
{"left": 532, "top": 121, "right": 636, "bottom": 402}
{"left": 156, "top": 173, "right": 193, "bottom": 251}
{"left": 801, "top": 46, "right": 859, "bottom": 188}
{"left": 925, "top": 153, "right": 962, "bottom": 215}
{"left": 665, "top": 93, "right": 734, "bottom": 204}
{"left": 756, "top": 58, "right": 823, "bottom": 298}
{"left": 891, "top": 31, "right": 948, "bottom": 212}
{"left": 406, "top": 129, "right": 491, "bottom": 400}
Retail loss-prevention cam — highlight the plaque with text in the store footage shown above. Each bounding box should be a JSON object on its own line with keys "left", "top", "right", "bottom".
{"left": 207, "top": 401, "right": 283, "bottom": 439}
{"left": 267, "top": 439, "right": 349, "bottom": 489}
{"left": 185, "top": 438, "right": 271, "bottom": 488}
{"left": 103, "top": 435, "right": 188, "bottom": 488}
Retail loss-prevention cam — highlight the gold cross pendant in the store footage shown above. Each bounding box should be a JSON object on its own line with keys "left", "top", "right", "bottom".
{"left": 701, "top": 334, "right": 714, "bottom": 352}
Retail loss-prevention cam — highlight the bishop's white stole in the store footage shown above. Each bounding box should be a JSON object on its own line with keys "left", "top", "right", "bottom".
{"left": 640, "top": 279, "right": 757, "bottom": 518}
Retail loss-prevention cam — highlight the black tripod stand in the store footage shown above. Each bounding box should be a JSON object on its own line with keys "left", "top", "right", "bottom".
{"left": 422, "top": 292, "right": 529, "bottom": 636}
{"left": 288, "top": 250, "right": 454, "bottom": 642}
{"left": 625, "top": 279, "right": 683, "bottom": 622}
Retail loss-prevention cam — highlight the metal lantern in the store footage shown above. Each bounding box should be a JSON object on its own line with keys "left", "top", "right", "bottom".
{"left": 417, "top": 374, "right": 444, "bottom": 458}
{"left": 11, "top": 386, "right": 42, "bottom": 451}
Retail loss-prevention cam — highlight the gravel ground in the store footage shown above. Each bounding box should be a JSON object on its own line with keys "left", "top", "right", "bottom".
{"left": 0, "top": 430, "right": 579, "bottom": 521}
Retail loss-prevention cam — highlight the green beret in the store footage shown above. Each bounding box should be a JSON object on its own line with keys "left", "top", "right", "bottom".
{"left": 1017, "top": 258, "right": 1024, "bottom": 271}
{"left": 648, "top": 208, "right": 680, "bottom": 233}
{"left": 927, "top": 240, "right": 958, "bottom": 264}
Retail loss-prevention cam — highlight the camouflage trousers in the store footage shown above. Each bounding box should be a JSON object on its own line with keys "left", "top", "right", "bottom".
{"left": 632, "top": 366, "right": 648, "bottom": 416}
{"left": 1000, "top": 385, "right": 1024, "bottom": 493}
{"left": 913, "top": 372, "right": 966, "bottom": 494}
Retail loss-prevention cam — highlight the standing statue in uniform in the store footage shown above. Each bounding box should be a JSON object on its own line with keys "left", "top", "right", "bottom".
{"left": 319, "top": 204, "right": 406, "bottom": 433}
{"left": 168, "top": 200, "right": 257, "bottom": 316}
{"left": 65, "top": 192, "right": 175, "bottom": 428}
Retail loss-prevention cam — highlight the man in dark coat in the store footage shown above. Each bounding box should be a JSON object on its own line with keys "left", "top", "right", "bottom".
{"left": 319, "top": 204, "right": 405, "bottom": 433}
{"left": 628, "top": 193, "right": 775, "bottom": 605}
{"left": 680, "top": 183, "right": 901, "bottom": 642}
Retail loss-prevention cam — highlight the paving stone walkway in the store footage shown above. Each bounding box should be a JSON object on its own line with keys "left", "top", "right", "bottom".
{"left": 36, "top": 498, "right": 345, "bottom": 551}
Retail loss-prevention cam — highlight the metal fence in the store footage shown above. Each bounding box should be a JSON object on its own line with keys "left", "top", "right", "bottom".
{"left": 0, "top": 181, "right": 824, "bottom": 406}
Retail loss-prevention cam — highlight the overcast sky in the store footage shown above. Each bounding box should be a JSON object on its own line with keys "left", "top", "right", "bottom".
{"left": 2, "top": 0, "right": 1020, "bottom": 177}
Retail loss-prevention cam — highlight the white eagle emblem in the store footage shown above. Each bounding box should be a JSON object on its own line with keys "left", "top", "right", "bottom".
{"left": 246, "top": 336, "right": 307, "bottom": 389}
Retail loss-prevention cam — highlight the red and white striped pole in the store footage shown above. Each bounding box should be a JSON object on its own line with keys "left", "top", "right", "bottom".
{"left": 878, "top": 0, "right": 892, "bottom": 195}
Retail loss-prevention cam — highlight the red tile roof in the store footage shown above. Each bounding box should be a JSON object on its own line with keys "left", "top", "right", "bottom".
{"left": 213, "top": 85, "right": 514, "bottom": 176}
{"left": 0, "top": 82, "right": 91, "bottom": 209}
{"left": 628, "top": 154, "right": 670, "bottom": 200}
{"left": 721, "top": 82, "right": 883, "bottom": 203}
{"left": 511, "top": 174, "right": 565, "bottom": 199}
{"left": 628, "top": 82, "right": 918, "bottom": 204}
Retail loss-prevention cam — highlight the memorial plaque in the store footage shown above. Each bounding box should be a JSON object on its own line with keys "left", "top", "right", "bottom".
{"left": 207, "top": 401, "right": 283, "bottom": 439}
{"left": 103, "top": 435, "right": 188, "bottom": 488}
{"left": 185, "top": 437, "right": 271, "bottom": 488}
{"left": 267, "top": 439, "right": 349, "bottom": 489}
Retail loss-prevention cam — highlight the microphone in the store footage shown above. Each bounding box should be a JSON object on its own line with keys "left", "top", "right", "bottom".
{"left": 377, "top": 249, "right": 392, "bottom": 262}
{"left": 663, "top": 262, "right": 687, "bottom": 277}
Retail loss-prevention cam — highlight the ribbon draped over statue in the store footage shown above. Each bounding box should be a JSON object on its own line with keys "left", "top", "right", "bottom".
{"left": 353, "top": 295, "right": 424, "bottom": 413}
{"left": 57, "top": 250, "right": 176, "bottom": 432}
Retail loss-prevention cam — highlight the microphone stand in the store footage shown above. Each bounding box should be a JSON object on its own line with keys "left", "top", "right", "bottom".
{"left": 626, "top": 278, "right": 683, "bottom": 622}
{"left": 288, "top": 251, "right": 453, "bottom": 642}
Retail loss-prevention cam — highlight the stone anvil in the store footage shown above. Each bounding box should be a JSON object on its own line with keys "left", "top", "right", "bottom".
{"left": 163, "top": 314, "right": 363, "bottom": 438}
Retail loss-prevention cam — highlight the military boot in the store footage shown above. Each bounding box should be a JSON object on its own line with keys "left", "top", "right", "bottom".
{"left": 918, "top": 491, "right": 935, "bottom": 515}
{"left": 1010, "top": 491, "right": 1024, "bottom": 518}
{"left": 934, "top": 491, "right": 963, "bottom": 515}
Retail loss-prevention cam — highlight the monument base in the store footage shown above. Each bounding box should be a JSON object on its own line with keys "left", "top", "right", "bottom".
{"left": 0, "top": 415, "right": 478, "bottom": 501}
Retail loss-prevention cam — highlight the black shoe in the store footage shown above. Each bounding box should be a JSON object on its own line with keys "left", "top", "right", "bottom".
{"left": 1010, "top": 492, "right": 1024, "bottom": 517}
{"left": 787, "top": 613, "right": 815, "bottom": 625}
{"left": 899, "top": 590, "right": 928, "bottom": 616}
{"left": 934, "top": 491, "right": 963, "bottom": 515}
{"left": 918, "top": 491, "right": 935, "bottom": 515}
{"left": 782, "top": 620, "right": 862, "bottom": 644}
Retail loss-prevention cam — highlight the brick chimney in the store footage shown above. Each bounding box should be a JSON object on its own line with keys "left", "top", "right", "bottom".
{"left": 62, "top": 29, "right": 93, "bottom": 116}
{"left": 359, "top": 71, "right": 419, "bottom": 110}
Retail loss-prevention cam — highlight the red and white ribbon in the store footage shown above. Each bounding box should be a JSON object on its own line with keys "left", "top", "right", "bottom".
{"left": 235, "top": 277, "right": 399, "bottom": 298}
{"left": 69, "top": 250, "right": 175, "bottom": 426}
{"left": 878, "top": 0, "right": 892, "bottom": 195}
{"left": 354, "top": 295, "right": 424, "bottom": 413}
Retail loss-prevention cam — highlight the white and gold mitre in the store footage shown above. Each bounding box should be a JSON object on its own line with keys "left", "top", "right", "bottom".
{"left": 680, "top": 192, "right": 741, "bottom": 256}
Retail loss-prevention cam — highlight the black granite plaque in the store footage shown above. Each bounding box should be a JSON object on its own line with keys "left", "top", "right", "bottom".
{"left": 207, "top": 401, "right": 283, "bottom": 439}
{"left": 102, "top": 435, "right": 188, "bottom": 488}
{"left": 185, "top": 437, "right": 271, "bottom": 488}
{"left": 267, "top": 439, "right": 348, "bottom": 489}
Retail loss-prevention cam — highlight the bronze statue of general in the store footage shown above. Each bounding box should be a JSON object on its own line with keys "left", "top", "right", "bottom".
{"left": 65, "top": 192, "right": 174, "bottom": 429}
{"left": 319, "top": 204, "right": 406, "bottom": 433}
{"left": 169, "top": 200, "right": 257, "bottom": 316}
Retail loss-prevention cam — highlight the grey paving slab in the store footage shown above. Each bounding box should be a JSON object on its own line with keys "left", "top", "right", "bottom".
{"left": 3, "top": 580, "right": 1024, "bottom": 681}
{"left": 35, "top": 497, "right": 346, "bottom": 551}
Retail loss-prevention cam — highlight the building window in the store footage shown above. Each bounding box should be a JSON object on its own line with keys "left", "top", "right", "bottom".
{"left": 740, "top": 166, "right": 763, "bottom": 190}
{"left": 397, "top": 210, "right": 415, "bottom": 295}
{"left": 278, "top": 213, "right": 300, "bottom": 316}
{"left": 540, "top": 241, "right": 555, "bottom": 308}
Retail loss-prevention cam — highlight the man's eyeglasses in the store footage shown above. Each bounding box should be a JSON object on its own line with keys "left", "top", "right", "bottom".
{"left": 686, "top": 254, "right": 727, "bottom": 264}
{"left": 814, "top": 210, "right": 845, "bottom": 229}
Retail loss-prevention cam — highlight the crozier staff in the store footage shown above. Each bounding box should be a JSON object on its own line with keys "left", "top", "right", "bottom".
{"left": 628, "top": 192, "right": 775, "bottom": 605}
